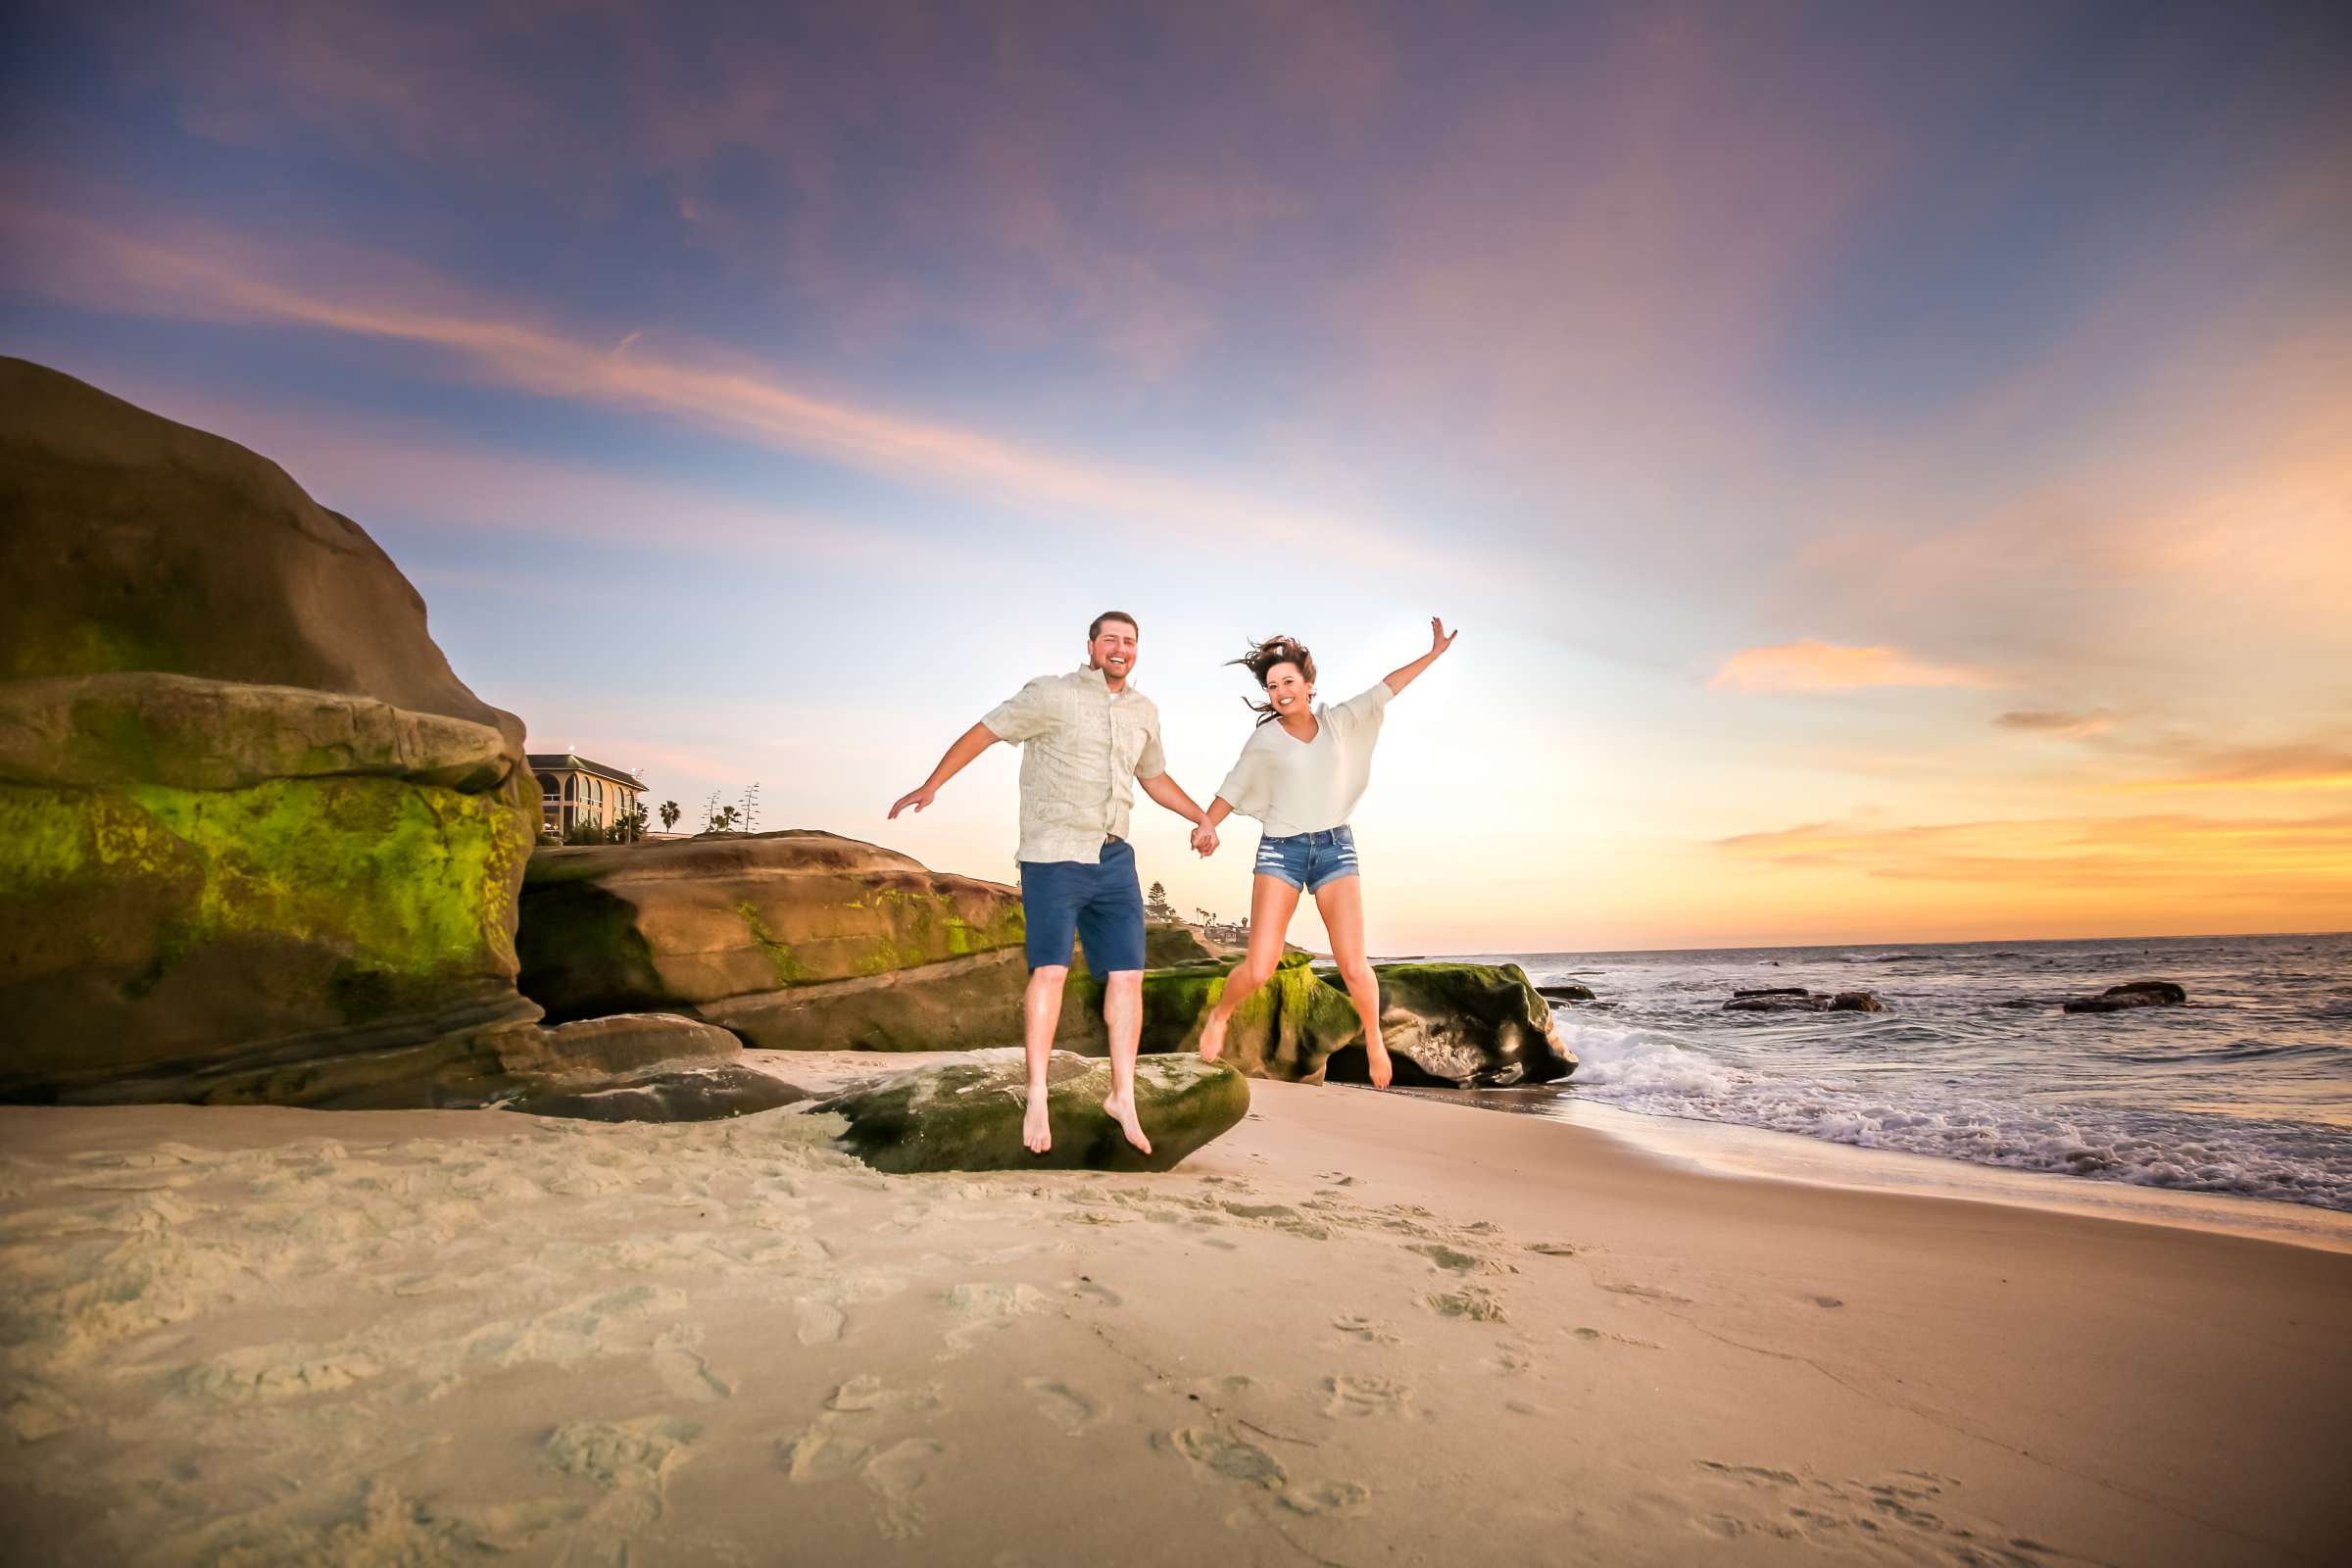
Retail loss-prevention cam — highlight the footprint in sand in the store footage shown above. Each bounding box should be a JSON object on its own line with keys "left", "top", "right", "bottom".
{"left": 544, "top": 1415, "right": 698, "bottom": 1528}
{"left": 1330, "top": 1313, "right": 1400, "bottom": 1345}
{"left": 781, "top": 1376, "right": 944, "bottom": 1487}
{"left": 1523, "top": 1242, "right": 1579, "bottom": 1257}
{"left": 1166, "top": 1427, "right": 1286, "bottom": 1490}
{"left": 942, "top": 1282, "right": 1051, "bottom": 1352}
{"left": 794, "top": 1299, "right": 848, "bottom": 1346}
{"left": 1426, "top": 1286, "right": 1508, "bottom": 1322}
{"left": 1322, "top": 1374, "right": 1411, "bottom": 1419}
{"left": 1691, "top": 1461, "right": 2045, "bottom": 1563}
{"left": 651, "top": 1324, "right": 734, "bottom": 1402}
{"left": 1406, "top": 1242, "right": 1511, "bottom": 1275}
{"left": 861, "top": 1438, "right": 948, "bottom": 1539}
{"left": 1023, "top": 1378, "right": 1099, "bottom": 1433}
{"left": 826, "top": 1374, "right": 943, "bottom": 1415}
{"left": 1069, "top": 1278, "right": 1124, "bottom": 1307}
{"left": 1279, "top": 1480, "right": 1372, "bottom": 1517}
{"left": 177, "top": 1342, "right": 384, "bottom": 1405}
{"left": 1600, "top": 1282, "right": 1692, "bottom": 1306}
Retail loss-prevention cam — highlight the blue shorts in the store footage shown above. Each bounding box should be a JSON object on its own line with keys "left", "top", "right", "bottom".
{"left": 1254, "top": 825, "right": 1360, "bottom": 894}
{"left": 1019, "top": 838, "right": 1147, "bottom": 974}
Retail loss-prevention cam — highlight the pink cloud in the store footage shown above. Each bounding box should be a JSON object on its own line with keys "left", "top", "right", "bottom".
{"left": 0, "top": 199, "right": 1457, "bottom": 581}
{"left": 1710, "top": 640, "right": 2003, "bottom": 693}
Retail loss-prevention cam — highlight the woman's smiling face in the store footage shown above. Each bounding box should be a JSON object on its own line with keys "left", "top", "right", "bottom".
{"left": 1263, "top": 661, "right": 1312, "bottom": 718}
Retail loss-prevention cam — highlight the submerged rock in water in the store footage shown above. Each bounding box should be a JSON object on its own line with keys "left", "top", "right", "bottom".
{"left": 1536, "top": 982, "right": 1596, "bottom": 1003}
{"left": 1723, "top": 989, "right": 1887, "bottom": 1013}
{"left": 1058, "top": 955, "right": 1574, "bottom": 1088}
{"left": 813, "top": 1049, "right": 1249, "bottom": 1173}
{"left": 2063, "top": 980, "right": 2188, "bottom": 1014}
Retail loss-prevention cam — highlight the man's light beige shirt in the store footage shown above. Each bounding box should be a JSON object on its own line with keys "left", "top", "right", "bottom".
{"left": 983, "top": 664, "right": 1166, "bottom": 864}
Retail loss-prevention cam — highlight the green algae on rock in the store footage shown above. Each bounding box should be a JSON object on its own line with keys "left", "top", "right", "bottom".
{"left": 812, "top": 1049, "right": 1249, "bottom": 1173}
{"left": 0, "top": 359, "right": 829, "bottom": 1117}
{"left": 1057, "top": 954, "right": 1575, "bottom": 1088}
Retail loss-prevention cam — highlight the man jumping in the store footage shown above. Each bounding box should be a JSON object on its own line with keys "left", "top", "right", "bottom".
{"left": 889, "top": 611, "right": 1217, "bottom": 1154}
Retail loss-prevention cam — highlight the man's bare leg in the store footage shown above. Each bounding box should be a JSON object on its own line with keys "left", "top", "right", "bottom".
{"left": 1198, "top": 875, "right": 1304, "bottom": 1061}
{"left": 1315, "top": 876, "right": 1392, "bottom": 1088}
{"left": 1101, "top": 969, "right": 1152, "bottom": 1153}
{"left": 1023, "top": 965, "right": 1069, "bottom": 1152}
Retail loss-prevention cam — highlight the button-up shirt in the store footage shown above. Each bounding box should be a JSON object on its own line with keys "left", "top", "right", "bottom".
{"left": 983, "top": 664, "right": 1166, "bottom": 864}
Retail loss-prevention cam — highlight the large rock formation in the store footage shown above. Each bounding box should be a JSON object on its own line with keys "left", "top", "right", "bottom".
{"left": 1059, "top": 954, "right": 1576, "bottom": 1088}
{"left": 0, "top": 359, "right": 543, "bottom": 1103}
{"left": 813, "top": 1050, "right": 1249, "bottom": 1172}
{"left": 0, "top": 360, "right": 794, "bottom": 1120}
{"left": 516, "top": 831, "right": 1030, "bottom": 1049}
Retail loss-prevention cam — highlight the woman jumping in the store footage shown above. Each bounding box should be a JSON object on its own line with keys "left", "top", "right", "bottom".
{"left": 1191, "top": 617, "right": 1457, "bottom": 1086}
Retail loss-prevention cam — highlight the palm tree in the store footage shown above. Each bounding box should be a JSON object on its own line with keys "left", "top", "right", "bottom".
{"left": 660, "top": 800, "right": 680, "bottom": 833}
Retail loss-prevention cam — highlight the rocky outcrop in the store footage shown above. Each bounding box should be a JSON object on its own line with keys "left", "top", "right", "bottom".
{"left": 812, "top": 1049, "right": 1249, "bottom": 1172}
{"left": 485, "top": 1014, "right": 804, "bottom": 1122}
{"left": 2063, "top": 980, "right": 2188, "bottom": 1014}
{"left": 0, "top": 359, "right": 542, "bottom": 1104}
{"left": 1058, "top": 954, "right": 1576, "bottom": 1088}
{"left": 0, "top": 360, "right": 795, "bottom": 1119}
{"left": 1723, "top": 989, "right": 1887, "bottom": 1013}
{"left": 1143, "top": 923, "right": 1220, "bottom": 967}
{"left": 1536, "top": 982, "right": 1596, "bottom": 1003}
{"left": 516, "top": 831, "right": 1029, "bottom": 1049}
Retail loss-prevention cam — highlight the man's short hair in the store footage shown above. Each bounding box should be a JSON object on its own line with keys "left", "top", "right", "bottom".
{"left": 1089, "top": 611, "right": 1140, "bottom": 640}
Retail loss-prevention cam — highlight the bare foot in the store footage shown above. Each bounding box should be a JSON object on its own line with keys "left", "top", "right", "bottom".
{"left": 1199, "top": 1008, "right": 1229, "bottom": 1063}
{"left": 1024, "top": 1092, "right": 1053, "bottom": 1153}
{"left": 1102, "top": 1094, "right": 1152, "bottom": 1155}
{"left": 1367, "top": 1043, "right": 1395, "bottom": 1090}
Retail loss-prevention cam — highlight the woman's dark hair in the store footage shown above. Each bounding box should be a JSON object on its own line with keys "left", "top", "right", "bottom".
{"left": 1228, "top": 634, "right": 1316, "bottom": 725}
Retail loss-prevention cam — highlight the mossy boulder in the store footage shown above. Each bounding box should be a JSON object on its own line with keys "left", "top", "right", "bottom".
{"left": 515, "top": 830, "right": 1030, "bottom": 1049}
{"left": 0, "top": 360, "right": 547, "bottom": 1105}
{"left": 812, "top": 1049, "right": 1249, "bottom": 1172}
{"left": 1058, "top": 955, "right": 1576, "bottom": 1088}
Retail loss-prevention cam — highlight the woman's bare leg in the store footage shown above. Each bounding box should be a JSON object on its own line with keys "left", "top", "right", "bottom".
{"left": 1314, "top": 874, "right": 1391, "bottom": 1088}
{"left": 1198, "top": 874, "right": 1303, "bottom": 1061}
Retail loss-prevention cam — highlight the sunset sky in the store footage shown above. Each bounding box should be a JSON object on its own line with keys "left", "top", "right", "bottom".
{"left": 6, "top": 1, "right": 2348, "bottom": 953}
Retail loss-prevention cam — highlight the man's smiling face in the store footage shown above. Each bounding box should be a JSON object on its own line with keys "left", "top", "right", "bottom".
{"left": 1088, "top": 619, "right": 1138, "bottom": 686}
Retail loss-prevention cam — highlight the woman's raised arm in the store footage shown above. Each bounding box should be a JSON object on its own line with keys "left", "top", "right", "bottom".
{"left": 1382, "top": 616, "right": 1458, "bottom": 697}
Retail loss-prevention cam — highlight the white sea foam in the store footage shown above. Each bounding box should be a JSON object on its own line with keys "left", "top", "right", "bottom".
{"left": 1556, "top": 1018, "right": 2352, "bottom": 1211}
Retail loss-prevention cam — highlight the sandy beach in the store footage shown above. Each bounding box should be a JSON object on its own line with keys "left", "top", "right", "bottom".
{"left": 4, "top": 1068, "right": 2346, "bottom": 1567}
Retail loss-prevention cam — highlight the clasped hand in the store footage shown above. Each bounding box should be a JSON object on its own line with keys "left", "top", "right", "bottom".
{"left": 1189, "top": 822, "right": 1219, "bottom": 857}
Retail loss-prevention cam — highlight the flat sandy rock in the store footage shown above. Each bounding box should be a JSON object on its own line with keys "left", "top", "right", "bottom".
{"left": 813, "top": 1049, "right": 1250, "bottom": 1173}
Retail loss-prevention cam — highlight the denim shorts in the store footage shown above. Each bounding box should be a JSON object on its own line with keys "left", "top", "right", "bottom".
{"left": 1254, "top": 825, "right": 1359, "bottom": 894}
{"left": 1019, "top": 838, "right": 1147, "bottom": 973}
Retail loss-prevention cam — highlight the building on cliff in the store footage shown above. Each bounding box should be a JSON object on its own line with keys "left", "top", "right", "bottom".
{"left": 527, "top": 753, "right": 646, "bottom": 836}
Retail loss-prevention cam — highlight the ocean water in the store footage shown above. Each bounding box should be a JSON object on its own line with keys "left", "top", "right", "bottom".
{"left": 1469, "top": 932, "right": 2352, "bottom": 1213}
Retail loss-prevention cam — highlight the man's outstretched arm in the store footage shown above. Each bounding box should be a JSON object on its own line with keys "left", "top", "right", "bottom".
{"left": 889, "top": 721, "right": 1002, "bottom": 817}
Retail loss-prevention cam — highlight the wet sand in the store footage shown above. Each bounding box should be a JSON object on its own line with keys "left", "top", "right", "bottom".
{"left": 2, "top": 1071, "right": 2347, "bottom": 1565}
